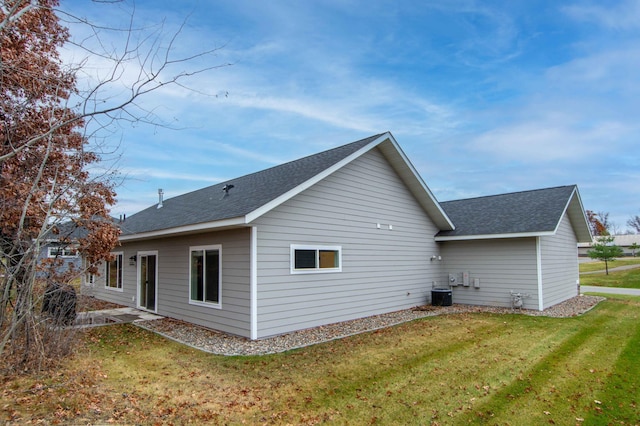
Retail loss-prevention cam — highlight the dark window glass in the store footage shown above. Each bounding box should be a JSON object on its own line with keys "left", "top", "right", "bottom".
{"left": 295, "top": 249, "right": 316, "bottom": 269}
{"left": 106, "top": 254, "right": 122, "bottom": 288}
{"left": 205, "top": 250, "right": 219, "bottom": 303}
{"left": 191, "top": 248, "right": 220, "bottom": 304}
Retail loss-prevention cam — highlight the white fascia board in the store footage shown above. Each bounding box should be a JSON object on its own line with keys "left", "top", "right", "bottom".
{"left": 539, "top": 186, "right": 590, "bottom": 244}
{"left": 552, "top": 187, "right": 575, "bottom": 235}
{"left": 244, "top": 132, "right": 391, "bottom": 224}
{"left": 379, "top": 135, "right": 455, "bottom": 231}
{"left": 566, "top": 187, "right": 593, "bottom": 243}
{"left": 244, "top": 132, "right": 455, "bottom": 230}
{"left": 119, "top": 216, "right": 248, "bottom": 242}
{"left": 435, "top": 230, "right": 555, "bottom": 242}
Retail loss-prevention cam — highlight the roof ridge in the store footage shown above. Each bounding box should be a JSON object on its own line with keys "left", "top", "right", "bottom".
{"left": 442, "top": 184, "right": 576, "bottom": 204}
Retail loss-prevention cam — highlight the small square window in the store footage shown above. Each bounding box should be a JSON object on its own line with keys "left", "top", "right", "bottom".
{"left": 294, "top": 249, "right": 316, "bottom": 269}
{"left": 319, "top": 250, "right": 339, "bottom": 268}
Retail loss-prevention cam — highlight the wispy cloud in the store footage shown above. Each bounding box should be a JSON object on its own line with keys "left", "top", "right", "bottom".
{"left": 228, "top": 95, "right": 378, "bottom": 133}
{"left": 467, "top": 119, "right": 627, "bottom": 162}
{"left": 563, "top": 0, "right": 640, "bottom": 30}
{"left": 545, "top": 47, "right": 640, "bottom": 97}
{"left": 206, "top": 141, "right": 285, "bottom": 165}
{"left": 119, "top": 167, "right": 226, "bottom": 183}
{"left": 60, "top": 0, "right": 640, "bottom": 230}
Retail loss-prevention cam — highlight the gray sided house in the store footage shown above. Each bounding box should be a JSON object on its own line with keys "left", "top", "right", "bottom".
{"left": 39, "top": 220, "right": 91, "bottom": 278}
{"left": 84, "top": 133, "right": 592, "bottom": 339}
{"left": 38, "top": 241, "right": 81, "bottom": 275}
{"left": 436, "top": 186, "right": 591, "bottom": 310}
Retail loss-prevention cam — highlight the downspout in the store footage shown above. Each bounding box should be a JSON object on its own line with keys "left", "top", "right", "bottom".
{"left": 250, "top": 226, "right": 258, "bottom": 340}
{"left": 536, "top": 237, "right": 544, "bottom": 311}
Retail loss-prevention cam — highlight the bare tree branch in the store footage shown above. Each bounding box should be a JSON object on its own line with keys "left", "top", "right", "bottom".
{"left": 1, "top": 0, "right": 229, "bottom": 372}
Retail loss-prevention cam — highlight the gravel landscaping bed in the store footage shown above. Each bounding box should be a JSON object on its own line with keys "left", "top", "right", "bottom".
{"left": 137, "top": 295, "right": 605, "bottom": 356}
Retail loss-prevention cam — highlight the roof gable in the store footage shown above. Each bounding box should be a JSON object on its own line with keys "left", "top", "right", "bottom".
{"left": 120, "top": 132, "right": 453, "bottom": 240}
{"left": 435, "top": 185, "right": 592, "bottom": 242}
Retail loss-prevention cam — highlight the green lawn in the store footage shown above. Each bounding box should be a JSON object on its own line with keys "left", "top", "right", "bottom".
{"left": 580, "top": 258, "right": 640, "bottom": 289}
{"left": 2, "top": 296, "right": 639, "bottom": 425}
{"left": 579, "top": 257, "right": 640, "bottom": 273}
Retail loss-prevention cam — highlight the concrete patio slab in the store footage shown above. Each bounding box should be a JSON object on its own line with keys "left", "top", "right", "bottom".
{"left": 74, "top": 307, "right": 163, "bottom": 328}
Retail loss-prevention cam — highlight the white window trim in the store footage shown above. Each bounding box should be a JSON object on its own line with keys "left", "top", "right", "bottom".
{"left": 290, "top": 244, "right": 342, "bottom": 274}
{"left": 105, "top": 251, "right": 124, "bottom": 292}
{"left": 137, "top": 250, "right": 159, "bottom": 313}
{"left": 47, "top": 246, "right": 79, "bottom": 258}
{"left": 188, "top": 244, "right": 222, "bottom": 309}
{"left": 85, "top": 273, "right": 96, "bottom": 287}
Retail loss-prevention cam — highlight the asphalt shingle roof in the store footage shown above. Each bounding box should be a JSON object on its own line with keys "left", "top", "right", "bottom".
{"left": 118, "top": 133, "right": 588, "bottom": 243}
{"left": 436, "top": 185, "right": 577, "bottom": 238}
{"left": 120, "top": 134, "right": 384, "bottom": 236}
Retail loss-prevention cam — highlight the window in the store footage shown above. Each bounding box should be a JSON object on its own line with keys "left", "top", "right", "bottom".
{"left": 189, "top": 245, "right": 221, "bottom": 306}
{"left": 106, "top": 252, "right": 123, "bottom": 290}
{"left": 85, "top": 273, "right": 95, "bottom": 286}
{"left": 48, "top": 246, "right": 78, "bottom": 258}
{"left": 0, "top": 256, "right": 6, "bottom": 278}
{"left": 291, "top": 245, "right": 342, "bottom": 273}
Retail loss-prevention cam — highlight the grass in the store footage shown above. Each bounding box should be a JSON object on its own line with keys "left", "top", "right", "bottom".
{"left": 2, "top": 296, "right": 639, "bottom": 425}
{"left": 580, "top": 258, "right": 640, "bottom": 289}
{"left": 579, "top": 257, "right": 640, "bottom": 273}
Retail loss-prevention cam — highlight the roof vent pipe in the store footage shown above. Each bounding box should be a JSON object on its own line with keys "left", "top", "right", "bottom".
{"left": 157, "top": 188, "right": 164, "bottom": 209}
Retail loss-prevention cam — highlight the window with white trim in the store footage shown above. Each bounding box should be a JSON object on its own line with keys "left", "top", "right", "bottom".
{"left": 189, "top": 245, "right": 221, "bottom": 306}
{"left": 291, "top": 245, "right": 342, "bottom": 273}
{"left": 86, "top": 273, "right": 95, "bottom": 286}
{"left": 48, "top": 246, "right": 78, "bottom": 258}
{"left": 106, "top": 252, "right": 123, "bottom": 290}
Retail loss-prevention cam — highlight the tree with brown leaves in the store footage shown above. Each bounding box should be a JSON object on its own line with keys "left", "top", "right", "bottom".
{"left": 0, "top": 0, "right": 121, "bottom": 372}
{"left": 585, "top": 210, "right": 610, "bottom": 237}
{"left": 0, "top": 0, "right": 225, "bottom": 373}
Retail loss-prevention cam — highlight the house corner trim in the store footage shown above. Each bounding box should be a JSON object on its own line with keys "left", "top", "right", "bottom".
{"left": 536, "top": 237, "right": 544, "bottom": 311}
{"left": 250, "top": 226, "right": 258, "bottom": 340}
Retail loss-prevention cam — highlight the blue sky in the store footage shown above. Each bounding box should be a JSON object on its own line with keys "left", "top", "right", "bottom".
{"left": 62, "top": 0, "right": 640, "bottom": 232}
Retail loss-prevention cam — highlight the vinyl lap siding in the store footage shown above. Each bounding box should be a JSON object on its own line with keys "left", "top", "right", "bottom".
{"left": 439, "top": 238, "right": 539, "bottom": 309}
{"left": 540, "top": 214, "right": 579, "bottom": 308}
{"left": 253, "top": 148, "right": 441, "bottom": 338}
{"left": 86, "top": 228, "right": 252, "bottom": 337}
{"left": 82, "top": 254, "right": 136, "bottom": 307}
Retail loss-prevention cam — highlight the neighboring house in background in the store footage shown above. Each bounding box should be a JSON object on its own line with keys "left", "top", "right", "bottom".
{"left": 39, "top": 219, "right": 116, "bottom": 285}
{"left": 37, "top": 242, "right": 80, "bottom": 273}
{"left": 578, "top": 234, "right": 640, "bottom": 257}
{"left": 38, "top": 221, "right": 87, "bottom": 278}
{"left": 83, "top": 132, "right": 592, "bottom": 340}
